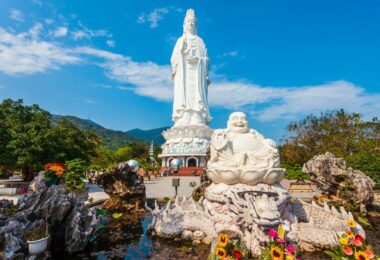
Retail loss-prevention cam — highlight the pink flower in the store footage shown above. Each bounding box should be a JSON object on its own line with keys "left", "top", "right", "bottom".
{"left": 276, "top": 237, "right": 285, "bottom": 243}
{"left": 286, "top": 244, "right": 296, "bottom": 254}
{"left": 352, "top": 234, "right": 364, "bottom": 247}
{"left": 364, "top": 249, "right": 374, "bottom": 259}
{"left": 342, "top": 246, "right": 353, "bottom": 256}
{"left": 269, "top": 228, "right": 278, "bottom": 238}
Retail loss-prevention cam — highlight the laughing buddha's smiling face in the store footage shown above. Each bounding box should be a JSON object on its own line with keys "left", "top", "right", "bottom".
{"left": 227, "top": 112, "right": 250, "bottom": 133}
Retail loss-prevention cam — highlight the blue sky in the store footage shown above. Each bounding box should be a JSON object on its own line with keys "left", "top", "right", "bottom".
{"left": 0, "top": 0, "right": 379, "bottom": 142}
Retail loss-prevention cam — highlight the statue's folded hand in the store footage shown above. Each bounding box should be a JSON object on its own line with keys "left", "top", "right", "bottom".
{"left": 187, "top": 56, "right": 200, "bottom": 63}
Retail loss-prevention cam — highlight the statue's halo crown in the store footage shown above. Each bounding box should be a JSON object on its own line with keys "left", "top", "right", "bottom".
{"left": 185, "top": 9, "right": 196, "bottom": 20}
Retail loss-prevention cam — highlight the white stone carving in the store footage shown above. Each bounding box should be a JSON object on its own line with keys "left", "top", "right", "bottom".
{"left": 208, "top": 112, "right": 285, "bottom": 185}
{"left": 171, "top": 9, "right": 210, "bottom": 127}
{"left": 160, "top": 9, "right": 212, "bottom": 165}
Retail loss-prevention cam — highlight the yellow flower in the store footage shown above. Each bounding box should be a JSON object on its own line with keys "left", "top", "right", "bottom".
{"left": 339, "top": 237, "right": 349, "bottom": 245}
{"left": 355, "top": 251, "right": 370, "bottom": 260}
{"left": 218, "top": 233, "right": 229, "bottom": 247}
{"left": 345, "top": 230, "right": 354, "bottom": 239}
{"left": 215, "top": 247, "right": 227, "bottom": 258}
{"left": 285, "top": 255, "right": 295, "bottom": 260}
{"left": 347, "top": 220, "right": 357, "bottom": 228}
{"left": 270, "top": 246, "right": 283, "bottom": 260}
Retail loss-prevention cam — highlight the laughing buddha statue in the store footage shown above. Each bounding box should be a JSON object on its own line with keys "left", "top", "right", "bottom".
{"left": 207, "top": 112, "right": 286, "bottom": 186}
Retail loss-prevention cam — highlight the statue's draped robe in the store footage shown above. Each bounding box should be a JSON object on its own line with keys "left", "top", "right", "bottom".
{"left": 171, "top": 34, "right": 210, "bottom": 126}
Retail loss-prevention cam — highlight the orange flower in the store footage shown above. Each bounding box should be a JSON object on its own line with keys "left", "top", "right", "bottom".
{"left": 345, "top": 230, "right": 354, "bottom": 239}
{"left": 347, "top": 220, "right": 357, "bottom": 228}
{"left": 218, "top": 233, "right": 229, "bottom": 247}
{"left": 355, "top": 251, "right": 369, "bottom": 260}
{"left": 44, "top": 163, "right": 66, "bottom": 177}
{"left": 215, "top": 247, "right": 227, "bottom": 258}
{"left": 364, "top": 249, "right": 374, "bottom": 259}
{"left": 270, "top": 246, "right": 283, "bottom": 260}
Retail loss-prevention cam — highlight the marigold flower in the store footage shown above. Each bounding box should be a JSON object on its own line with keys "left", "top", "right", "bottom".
{"left": 215, "top": 247, "right": 227, "bottom": 258}
{"left": 342, "top": 246, "right": 353, "bottom": 256}
{"left": 270, "top": 246, "right": 283, "bottom": 260}
{"left": 218, "top": 233, "right": 229, "bottom": 247}
{"left": 269, "top": 228, "right": 278, "bottom": 238}
{"left": 347, "top": 220, "right": 357, "bottom": 228}
{"left": 355, "top": 251, "right": 370, "bottom": 260}
{"left": 345, "top": 230, "right": 354, "bottom": 239}
{"left": 339, "top": 237, "right": 349, "bottom": 245}
{"left": 285, "top": 255, "right": 294, "bottom": 260}
{"left": 353, "top": 234, "right": 364, "bottom": 247}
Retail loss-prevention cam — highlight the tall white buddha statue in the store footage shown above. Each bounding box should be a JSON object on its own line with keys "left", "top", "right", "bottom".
{"left": 207, "top": 112, "right": 286, "bottom": 185}
{"left": 171, "top": 9, "right": 211, "bottom": 127}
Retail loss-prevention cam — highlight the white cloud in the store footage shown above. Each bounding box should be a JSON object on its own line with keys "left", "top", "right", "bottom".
{"left": 44, "top": 19, "right": 54, "bottom": 24}
{"left": 101, "top": 56, "right": 380, "bottom": 121}
{"left": 72, "top": 24, "right": 111, "bottom": 40}
{"left": 0, "top": 25, "right": 80, "bottom": 75}
{"left": 32, "top": 0, "right": 42, "bottom": 6}
{"left": 106, "top": 40, "right": 115, "bottom": 47}
{"left": 84, "top": 99, "right": 96, "bottom": 104}
{"left": 255, "top": 81, "right": 380, "bottom": 121}
{"left": 137, "top": 7, "right": 181, "bottom": 28}
{"left": 2, "top": 22, "right": 378, "bottom": 122}
{"left": 220, "top": 50, "right": 238, "bottom": 58}
{"left": 75, "top": 46, "right": 124, "bottom": 60}
{"left": 51, "top": 27, "right": 68, "bottom": 37}
{"left": 9, "top": 9, "right": 24, "bottom": 22}
{"left": 102, "top": 58, "right": 173, "bottom": 101}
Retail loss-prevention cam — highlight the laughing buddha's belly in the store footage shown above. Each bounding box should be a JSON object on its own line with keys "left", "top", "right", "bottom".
{"left": 229, "top": 133, "right": 265, "bottom": 153}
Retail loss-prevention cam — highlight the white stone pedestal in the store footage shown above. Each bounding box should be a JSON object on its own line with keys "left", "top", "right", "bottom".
{"left": 159, "top": 125, "right": 213, "bottom": 167}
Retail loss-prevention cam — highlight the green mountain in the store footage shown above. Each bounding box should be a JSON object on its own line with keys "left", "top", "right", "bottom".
{"left": 127, "top": 127, "right": 168, "bottom": 146}
{"left": 53, "top": 115, "right": 168, "bottom": 149}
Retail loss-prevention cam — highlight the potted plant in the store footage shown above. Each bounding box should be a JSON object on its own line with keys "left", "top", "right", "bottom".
{"left": 44, "top": 163, "right": 66, "bottom": 187}
{"left": 64, "top": 159, "right": 88, "bottom": 200}
{"left": 25, "top": 222, "right": 49, "bottom": 255}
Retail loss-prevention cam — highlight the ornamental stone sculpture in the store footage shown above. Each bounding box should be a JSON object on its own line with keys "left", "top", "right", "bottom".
{"left": 171, "top": 9, "right": 211, "bottom": 127}
{"left": 207, "top": 112, "right": 286, "bottom": 185}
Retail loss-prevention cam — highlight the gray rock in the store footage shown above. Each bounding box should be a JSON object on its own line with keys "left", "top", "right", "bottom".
{"left": 64, "top": 200, "right": 101, "bottom": 253}
{"left": 303, "top": 152, "right": 375, "bottom": 214}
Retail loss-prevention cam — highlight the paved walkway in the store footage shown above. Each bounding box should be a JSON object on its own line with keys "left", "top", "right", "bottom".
{"left": 145, "top": 176, "right": 200, "bottom": 199}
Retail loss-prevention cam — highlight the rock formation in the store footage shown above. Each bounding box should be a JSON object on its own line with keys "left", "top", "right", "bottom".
{"left": 0, "top": 172, "right": 101, "bottom": 259}
{"left": 96, "top": 162, "right": 146, "bottom": 212}
{"left": 303, "top": 152, "right": 375, "bottom": 214}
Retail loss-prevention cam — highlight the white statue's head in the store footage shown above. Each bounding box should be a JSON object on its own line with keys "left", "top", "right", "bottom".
{"left": 183, "top": 9, "right": 197, "bottom": 35}
{"left": 227, "top": 112, "right": 250, "bottom": 133}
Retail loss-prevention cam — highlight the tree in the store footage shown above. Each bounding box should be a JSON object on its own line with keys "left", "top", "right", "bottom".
{"left": 280, "top": 110, "right": 380, "bottom": 183}
{"left": 0, "top": 99, "right": 53, "bottom": 180}
{"left": 90, "top": 146, "right": 117, "bottom": 171}
{"left": 0, "top": 99, "right": 99, "bottom": 180}
{"left": 114, "top": 146, "right": 134, "bottom": 162}
{"left": 48, "top": 118, "right": 98, "bottom": 163}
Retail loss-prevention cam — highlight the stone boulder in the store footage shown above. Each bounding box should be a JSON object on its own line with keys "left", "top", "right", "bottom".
{"left": 0, "top": 172, "right": 102, "bottom": 258}
{"left": 96, "top": 162, "right": 146, "bottom": 211}
{"left": 302, "top": 152, "right": 375, "bottom": 214}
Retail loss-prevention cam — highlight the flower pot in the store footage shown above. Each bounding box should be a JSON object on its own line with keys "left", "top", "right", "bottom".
{"left": 27, "top": 235, "right": 49, "bottom": 255}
